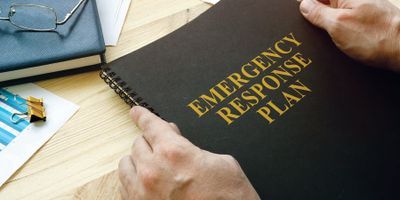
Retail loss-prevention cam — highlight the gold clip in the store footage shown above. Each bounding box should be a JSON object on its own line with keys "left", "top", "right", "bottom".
{"left": 10, "top": 96, "right": 46, "bottom": 123}
{"left": 27, "top": 96, "right": 46, "bottom": 123}
{"left": 26, "top": 96, "right": 44, "bottom": 104}
{"left": 27, "top": 105, "right": 46, "bottom": 123}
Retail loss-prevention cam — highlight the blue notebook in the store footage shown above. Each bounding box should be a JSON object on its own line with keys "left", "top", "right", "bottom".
{"left": 0, "top": 0, "right": 105, "bottom": 86}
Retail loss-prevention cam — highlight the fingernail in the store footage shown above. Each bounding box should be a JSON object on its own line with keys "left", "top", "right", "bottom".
{"left": 130, "top": 106, "right": 138, "bottom": 115}
{"left": 300, "top": 0, "right": 314, "bottom": 14}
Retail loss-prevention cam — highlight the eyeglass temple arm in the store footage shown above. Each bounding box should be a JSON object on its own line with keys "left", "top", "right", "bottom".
{"left": 56, "top": 0, "right": 87, "bottom": 25}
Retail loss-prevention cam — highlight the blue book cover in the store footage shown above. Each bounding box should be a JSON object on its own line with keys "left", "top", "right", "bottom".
{"left": 0, "top": 0, "right": 106, "bottom": 85}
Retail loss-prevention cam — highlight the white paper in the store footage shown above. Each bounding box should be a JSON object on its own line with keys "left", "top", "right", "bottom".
{"left": 201, "top": 0, "right": 220, "bottom": 4}
{"left": 0, "top": 84, "right": 79, "bottom": 187}
{"left": 96, "top": 0, "right": 132, "bottom": 46}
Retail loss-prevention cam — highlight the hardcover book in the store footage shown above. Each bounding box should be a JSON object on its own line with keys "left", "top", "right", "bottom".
{"left": 0, "top": 0, "right": 105, "bottom": 86}
{"left": 101, "top": 0, "right": 400, "bottom": 199}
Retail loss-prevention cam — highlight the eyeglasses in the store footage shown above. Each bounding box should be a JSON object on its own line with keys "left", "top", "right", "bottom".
{"left": 0, "top": 0, "right": 87, "bottom": 31}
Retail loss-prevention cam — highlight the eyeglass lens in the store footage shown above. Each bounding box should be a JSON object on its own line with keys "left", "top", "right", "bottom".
{"left": 9, "top": 5, "right": 57, "bottom": 31}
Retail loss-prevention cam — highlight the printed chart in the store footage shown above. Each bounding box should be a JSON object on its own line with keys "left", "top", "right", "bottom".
{"left": 0, "top": 89, "right": 30, "bottom": 152}
{"left": 0, "top": 84, "right": 79, "bottom": 187}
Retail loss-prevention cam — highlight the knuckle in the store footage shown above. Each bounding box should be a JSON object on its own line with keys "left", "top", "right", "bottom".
{"left": 221, "top": 154, "right": 240, "bottom": 168}
{"left": 221, "top": 154, "right": 236, "bottom": 162}
{"left": 169, "top": 123, "right": 181, "bottom": 133}
{"left": 309, "top": 8, "right": 324, "bottom": 25}
{"left": 335, "top": 11, "right": 350, "bottom": 22}
{"left": 332, "top": 12, "right": 351, "bottom": 27}
{"left": 138, "top": 168, "right": 160, "bottom": 190}
{"left": 160, "top": 144, "right": 185, "bottom": 162}
{"left": 138, "top": 112, "right": 154, "bottom": 129}
{"left": 173, "top": 123, "right": 181, "bottom": 130}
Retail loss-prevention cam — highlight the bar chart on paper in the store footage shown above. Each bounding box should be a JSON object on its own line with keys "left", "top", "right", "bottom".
{"left": 0, "top": 84, "right": 79, "bottom": 187}
{"left": 0, "top": 89, "right": 30, "bottom": 152}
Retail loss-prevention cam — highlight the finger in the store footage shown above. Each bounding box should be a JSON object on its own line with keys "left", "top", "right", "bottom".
{"left": 130, "top": 106, "right": 178, "bottom": 145}
{"left": 120, "top": 186, "right": 129, "bottom": 200}
{"left": 131, "top": 136, "right": 153, "bottom": 164}
{"left": 118, "top": 156, "right": 137, "bottom": 194}
{"left": 299, "top": 0, "right": 342, "bottom": 32}
{"left": 169, "top": 122, "right": 182, "bottom": 135}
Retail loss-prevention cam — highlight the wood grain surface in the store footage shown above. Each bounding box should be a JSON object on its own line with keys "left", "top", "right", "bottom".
{"left": 0, "top": 0, "right": 209, "bottom": 199}
{"left": 1, "top": 0, "right": 399, "bottom": 199}
{"left": 74, "top": 171, "right": 121, "bottom": 200}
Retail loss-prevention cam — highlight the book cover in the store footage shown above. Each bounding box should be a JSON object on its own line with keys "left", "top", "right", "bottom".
{"left": 101, "top": 0, "right": 400, "bottom": 199}
{"left": 0, "top": 0, "right": 105, "bottom": 85}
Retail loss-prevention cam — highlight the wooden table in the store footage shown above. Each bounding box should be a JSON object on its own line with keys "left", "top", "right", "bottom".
{"left": 0, "top": 0, "right": 210, "bottom": 199}
{"left": 1, "top": 0, "right": 399, "bottom": 199}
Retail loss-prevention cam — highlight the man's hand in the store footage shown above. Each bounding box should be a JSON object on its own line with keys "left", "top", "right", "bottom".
{"left": 118, "top": 106, "right": 260, "bottom": 200}
{"left": 299, "top": 0, "right": 400, "bottom": 71}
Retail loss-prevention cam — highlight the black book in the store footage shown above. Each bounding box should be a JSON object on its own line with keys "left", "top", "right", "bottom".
{"left": 101, "top": 0, "right": 400, "bottom": 199}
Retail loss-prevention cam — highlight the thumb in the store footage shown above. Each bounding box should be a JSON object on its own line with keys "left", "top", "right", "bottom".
{"left": 299, "top": 0, "right": 340, "bottom": 32}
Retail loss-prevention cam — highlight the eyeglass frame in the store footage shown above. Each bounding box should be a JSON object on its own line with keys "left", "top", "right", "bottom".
{"left": 0, "top": 0, "right": 87, "bottom": 31}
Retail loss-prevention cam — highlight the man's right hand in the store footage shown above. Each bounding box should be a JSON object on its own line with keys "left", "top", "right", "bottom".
{"left": 118, "top": 107, "right": 260, "bottom": 200}
{"left": 299, "top": 0, "right": 400, "bottom": 71}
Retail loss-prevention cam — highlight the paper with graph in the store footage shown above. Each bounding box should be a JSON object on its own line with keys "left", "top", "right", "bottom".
{"left": 0, "top": 84, "right": 78, "bottom": 187}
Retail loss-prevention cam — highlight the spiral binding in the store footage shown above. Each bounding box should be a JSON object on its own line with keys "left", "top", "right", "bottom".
{"left": 100, "top": 67, "right": 156, "bottom": 113}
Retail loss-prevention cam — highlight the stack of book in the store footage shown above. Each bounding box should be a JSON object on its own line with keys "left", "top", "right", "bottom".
{"left": 0, "top": 0, "right": 105, "bottom": 86}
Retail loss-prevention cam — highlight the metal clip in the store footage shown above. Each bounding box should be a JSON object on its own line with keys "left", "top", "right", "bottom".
{"left": 14, "top": 94, "right": 27, "bottom": 105}
{"left": 10, "top": 96, "right": 46, "bottom": 123}
{"left": 0, "top": 93, "right": 8, "bottom": 101}
{"left": 10, "top": 112, "right": 29, "bottom": 124}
